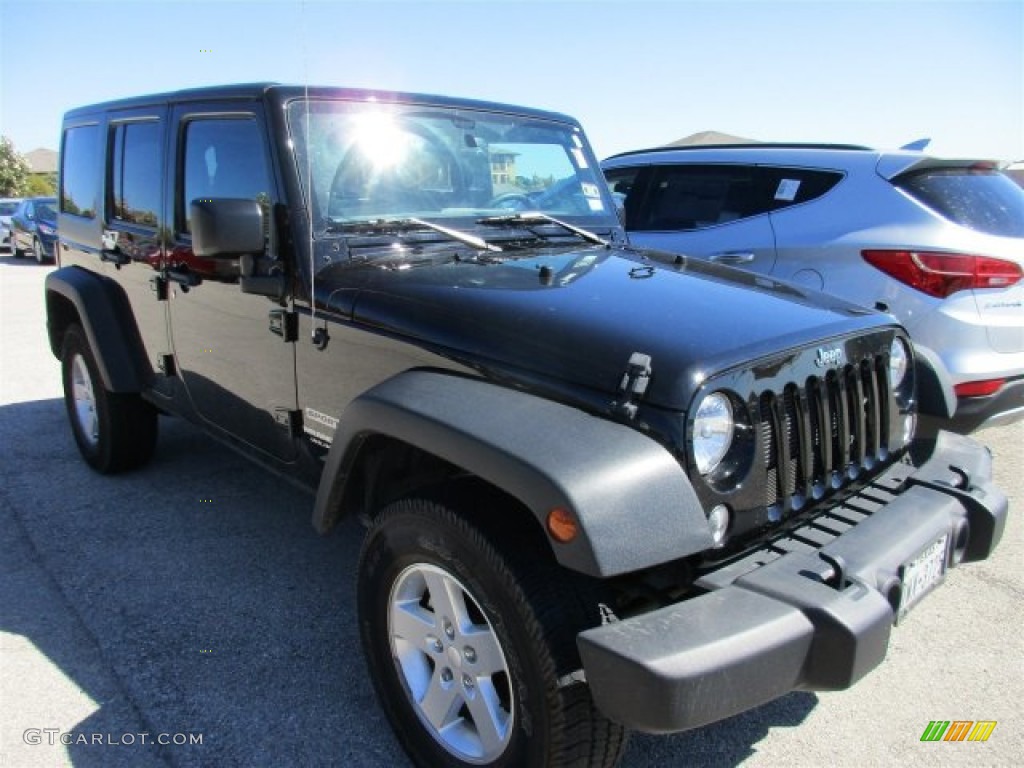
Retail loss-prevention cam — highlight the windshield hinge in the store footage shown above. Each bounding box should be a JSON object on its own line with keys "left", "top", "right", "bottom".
{"left": 612, "top": 352, "right": 652, "bottom": 420}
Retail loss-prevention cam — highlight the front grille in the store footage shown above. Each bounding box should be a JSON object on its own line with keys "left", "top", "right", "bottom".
{"left": 758, "top": 355, "right": 891, "bottom": 518}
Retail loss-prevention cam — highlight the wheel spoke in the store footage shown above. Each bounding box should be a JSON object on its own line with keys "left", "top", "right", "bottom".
{"left": 422, "top": 569, "right": 471, "bottom": 632}
{"left": 418, "top": 669, "right": 462, "bottom": 731}
{"left": 461, "top": 625, "right": 507, "bottom": 677}
{"left": 463, "top": 677, "right": 511, "bottom": 756}
{"left": 390, "top": 598, "right": 437, "bottom": 648}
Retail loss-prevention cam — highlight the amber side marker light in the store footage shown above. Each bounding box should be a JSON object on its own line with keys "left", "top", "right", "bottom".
{"left": 546, "top": 507, "right": 579, "bottom": 543}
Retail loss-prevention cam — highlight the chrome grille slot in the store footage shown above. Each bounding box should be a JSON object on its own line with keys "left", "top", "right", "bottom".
{"left": 757, "top": 354, "right": 891, "bottom": 520}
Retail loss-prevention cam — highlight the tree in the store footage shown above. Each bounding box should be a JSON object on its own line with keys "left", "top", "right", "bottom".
{"left": 26, "top": 173, "right": 56, "bottom": 197}
{"left": 0, "top": 136, "right": 31, "bottom": 196}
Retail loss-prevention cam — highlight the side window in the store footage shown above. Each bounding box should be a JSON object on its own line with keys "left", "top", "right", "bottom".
{"left": 764, "top": 168, "right": 844, "bottom": 210}
{"left": 603, "top": 166, "right": 643, "bottom": 225}
{"left": 180, "top": 118, "right": 270, "bottom": 234}
{"left": 633, "top": 165, "right": 769, "bottom": 231}
{"left": 110, "top": 121, "right": 161, "bottom": 227}
{"left": 61, "top": 125, "right": 101, "bottom": 218}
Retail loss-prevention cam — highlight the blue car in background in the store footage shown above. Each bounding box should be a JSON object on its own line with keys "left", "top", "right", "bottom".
{"left": 10, "top": 196, "right": 58, "bottom": 264}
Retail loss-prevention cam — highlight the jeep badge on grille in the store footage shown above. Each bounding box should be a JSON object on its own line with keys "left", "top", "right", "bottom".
{"left": 815, "top": 346, "right": 845, "bottom": 368}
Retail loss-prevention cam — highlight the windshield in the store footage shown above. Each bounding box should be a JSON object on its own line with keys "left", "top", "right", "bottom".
{"left": 286, "top": 99, "right": 617, "bottom": 235}
{"left": 36, "top": 201, "right": 57, "bottom": 221}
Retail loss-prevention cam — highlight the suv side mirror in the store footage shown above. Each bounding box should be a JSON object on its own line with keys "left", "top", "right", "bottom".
{"left": 190, "top": 198, "right": 264, "bottom": 258}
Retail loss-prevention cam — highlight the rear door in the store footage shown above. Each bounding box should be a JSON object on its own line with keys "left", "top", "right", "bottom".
{"left": 609, "top": 163, "right": 778, "bottom": 274}
{"left": 165, "top": 101, "right": 298, "bottom": 462}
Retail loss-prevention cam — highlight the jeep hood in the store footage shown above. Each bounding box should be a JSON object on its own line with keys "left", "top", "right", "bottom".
{"left": 318, "top": 245, "right": 890, "bottom": 412}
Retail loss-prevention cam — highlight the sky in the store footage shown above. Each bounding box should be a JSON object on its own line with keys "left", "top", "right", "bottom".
{"left": 1, "top": 0, "right": 1022, "bottom": 163}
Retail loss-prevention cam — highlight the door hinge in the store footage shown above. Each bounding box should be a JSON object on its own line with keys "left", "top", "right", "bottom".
{"left": 151, "top": 275, "right": 168, "bottom": 301}
{"left": 611, "top": 352, "right": 652, "bottom": 420}
{"left": 269, "top": 309, "right": 298, "bottom": 342}
{"left": 274, "top": 408, "right": 302, "bottom": 438}
{"left": 158, "top": 354, "right": 176, "bottom": 377}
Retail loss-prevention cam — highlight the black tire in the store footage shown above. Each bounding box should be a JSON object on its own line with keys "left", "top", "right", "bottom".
{"left": 33, "top": 237, "right": 46, "bottom": 264}
{"left": 11, "top": 236, "right": 23, "bottom": 258}
{"left": 60, "top": 324, "right": 157, "bottom": 473}
{"left": 358, "top": 496, "right": 628, "bottom": 768}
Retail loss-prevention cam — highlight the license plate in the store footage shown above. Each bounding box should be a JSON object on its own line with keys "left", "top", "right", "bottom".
{"left": 897, "top": 533, "right": 949, "bottom": 623}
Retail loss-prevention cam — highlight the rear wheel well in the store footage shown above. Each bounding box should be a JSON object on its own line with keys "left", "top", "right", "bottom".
{"left": 46, "top": 291, "right": 80, "bottom": 358}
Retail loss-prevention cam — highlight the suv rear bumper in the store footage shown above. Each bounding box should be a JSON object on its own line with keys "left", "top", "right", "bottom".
{"left": 577, "top": 430, "right": 1007, "bottom": 734}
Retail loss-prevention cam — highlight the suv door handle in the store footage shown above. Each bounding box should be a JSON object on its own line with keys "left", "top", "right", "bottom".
{"left": 710, "top": 251, "right": 756, "bottom": 264}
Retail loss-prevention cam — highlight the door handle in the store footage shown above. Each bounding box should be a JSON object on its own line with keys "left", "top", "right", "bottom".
{"left": 710, "top": 251, "right": 756, "bottom": 264}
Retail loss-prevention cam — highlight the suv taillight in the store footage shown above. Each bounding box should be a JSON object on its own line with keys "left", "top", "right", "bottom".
{"left": 862, "top": 250, "right": 1023, "bottom": 298}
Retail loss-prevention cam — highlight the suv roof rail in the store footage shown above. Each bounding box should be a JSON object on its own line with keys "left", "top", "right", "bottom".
{"left": 605, "top": 142, "right": 874, "bottom": 160}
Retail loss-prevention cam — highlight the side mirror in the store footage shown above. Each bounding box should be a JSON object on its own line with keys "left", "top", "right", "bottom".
{"left": 190, "top": 198, "right": 264, "bottom": 258}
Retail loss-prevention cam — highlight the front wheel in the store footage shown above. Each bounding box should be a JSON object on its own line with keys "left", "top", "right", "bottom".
{"left": 358, "top": 497, "right": 627, "bottom": 768}
{"left": 33, "top": 237, "right": 46, "bottom": 264}
{"left": 60, "top": 324, "right": 157, "bottom": 473}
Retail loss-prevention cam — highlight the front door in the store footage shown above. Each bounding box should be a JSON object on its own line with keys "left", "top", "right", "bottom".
{"left": 165, "top": 104, "right": 298, "bottom": 462}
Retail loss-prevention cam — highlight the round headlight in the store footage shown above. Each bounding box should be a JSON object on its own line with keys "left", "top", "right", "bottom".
{"left": 889, "top": 337, "right": 910, "bottom": 389}
{"left": 693, "top": 392, "right": 734, "bottom": 475}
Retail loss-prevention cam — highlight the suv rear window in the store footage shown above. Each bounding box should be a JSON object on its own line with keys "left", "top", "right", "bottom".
{"left": 896, "top": 168, "right": 1024, "bottom": 238}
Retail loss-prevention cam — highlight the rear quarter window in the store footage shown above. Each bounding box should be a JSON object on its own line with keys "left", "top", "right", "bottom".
{"left": 61, "top": 125, "right": 101, "bottom": 219}
{"left": 896, "top": 168, "right": 1024, "bottom": 237}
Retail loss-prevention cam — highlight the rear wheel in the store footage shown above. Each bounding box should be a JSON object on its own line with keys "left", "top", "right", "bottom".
{"left": 60, "top": 324, "right": 157, "bottom": 473}
{"left": 11, "top": 235, "right": 23, "bottom": 258}
{"left": 358, "top": 496, "right": 628, "bottom": 768}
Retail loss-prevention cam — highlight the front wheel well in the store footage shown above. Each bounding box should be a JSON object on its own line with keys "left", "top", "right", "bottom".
{"left": 337, "top": 434, "right": 550, "bottom": 550}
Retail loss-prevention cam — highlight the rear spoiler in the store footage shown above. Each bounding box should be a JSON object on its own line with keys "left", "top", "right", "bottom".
{"left": 876, "top": 153, "right": 1000, "bottom": 181}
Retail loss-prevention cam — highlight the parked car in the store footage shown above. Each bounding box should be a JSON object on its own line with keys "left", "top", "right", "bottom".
{"left": 10, "top": 196, "right": 58, "bottom": 263}
{"left": 603, "top": 145, "right": 1024, "bottom": 434}
{"left": 0, "top": 197, "right": 22, "bottom": 250}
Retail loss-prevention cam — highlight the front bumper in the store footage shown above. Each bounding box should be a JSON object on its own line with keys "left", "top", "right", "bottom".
{"left": 578, "top": 430, "right": 1007, "bottom": 733}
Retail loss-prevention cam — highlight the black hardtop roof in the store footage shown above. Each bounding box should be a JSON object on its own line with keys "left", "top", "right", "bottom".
{"left": 604, "top": 142, "right": 873, "bottom": 161}
{"left": 62, "top": 82, "right": 581, "bottom": 126}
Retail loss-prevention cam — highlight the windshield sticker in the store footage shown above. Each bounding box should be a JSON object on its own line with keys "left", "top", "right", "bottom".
{"left": 775, "top": 179, "right": 801, "bottom": 201}
{"left": 571, "top": 147, "right": 589, "bottom": 168}
{"left": 581, "top": 182, "right": 601, "bottom": 198}
{"left": 587, "top": 198, "right": 604, "bottom": 211}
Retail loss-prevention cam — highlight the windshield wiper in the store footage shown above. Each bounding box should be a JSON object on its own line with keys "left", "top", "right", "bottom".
{"left": 476, "top": 212, "right": 608, "bottom": 247}
{"left": 327, "top": 217, "right": 502, "bottom": 252}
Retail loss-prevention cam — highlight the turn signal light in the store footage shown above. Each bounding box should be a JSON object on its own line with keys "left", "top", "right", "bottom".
{"left": 546, "top": 507, "right": 579, "bottom": 543}
{"left": 862, "top": 250, "right": 1022, "bottom": 298}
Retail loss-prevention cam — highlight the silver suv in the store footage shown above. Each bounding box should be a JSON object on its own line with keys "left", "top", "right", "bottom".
{"left": 602, "top": 144, "right": 1024, "bottom": 433}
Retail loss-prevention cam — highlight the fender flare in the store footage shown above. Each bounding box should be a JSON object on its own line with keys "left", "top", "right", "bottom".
{"left": 45, "top": 266, "right": 152, "bottom": 392}
{"left": 313, "top": 370, "right": 714, "bottom": 578}
{"left": 913, "top": 343, "right": 955, "bottom": 420}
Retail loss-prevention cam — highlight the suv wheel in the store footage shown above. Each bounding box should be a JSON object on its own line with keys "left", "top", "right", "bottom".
{"left": 11, "top": 237, "right": 23, "bottom": 258}
{"left": 33, "top": 237, "right": 45, "bottom": 264}
{"left": 60, "top": 324, "right": 157, "bottom": 473}
{"left": 358, "top": 497, "right": 627, "bottom": 768}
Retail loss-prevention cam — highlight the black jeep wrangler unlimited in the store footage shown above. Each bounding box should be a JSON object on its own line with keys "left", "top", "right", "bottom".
{"left": 49, "top": 84, "right": 1006, "bottom": 767}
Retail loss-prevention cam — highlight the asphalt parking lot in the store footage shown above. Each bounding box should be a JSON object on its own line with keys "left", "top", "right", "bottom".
{"left": 1, "top": 253, "right": 1021, "bottom": 767}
